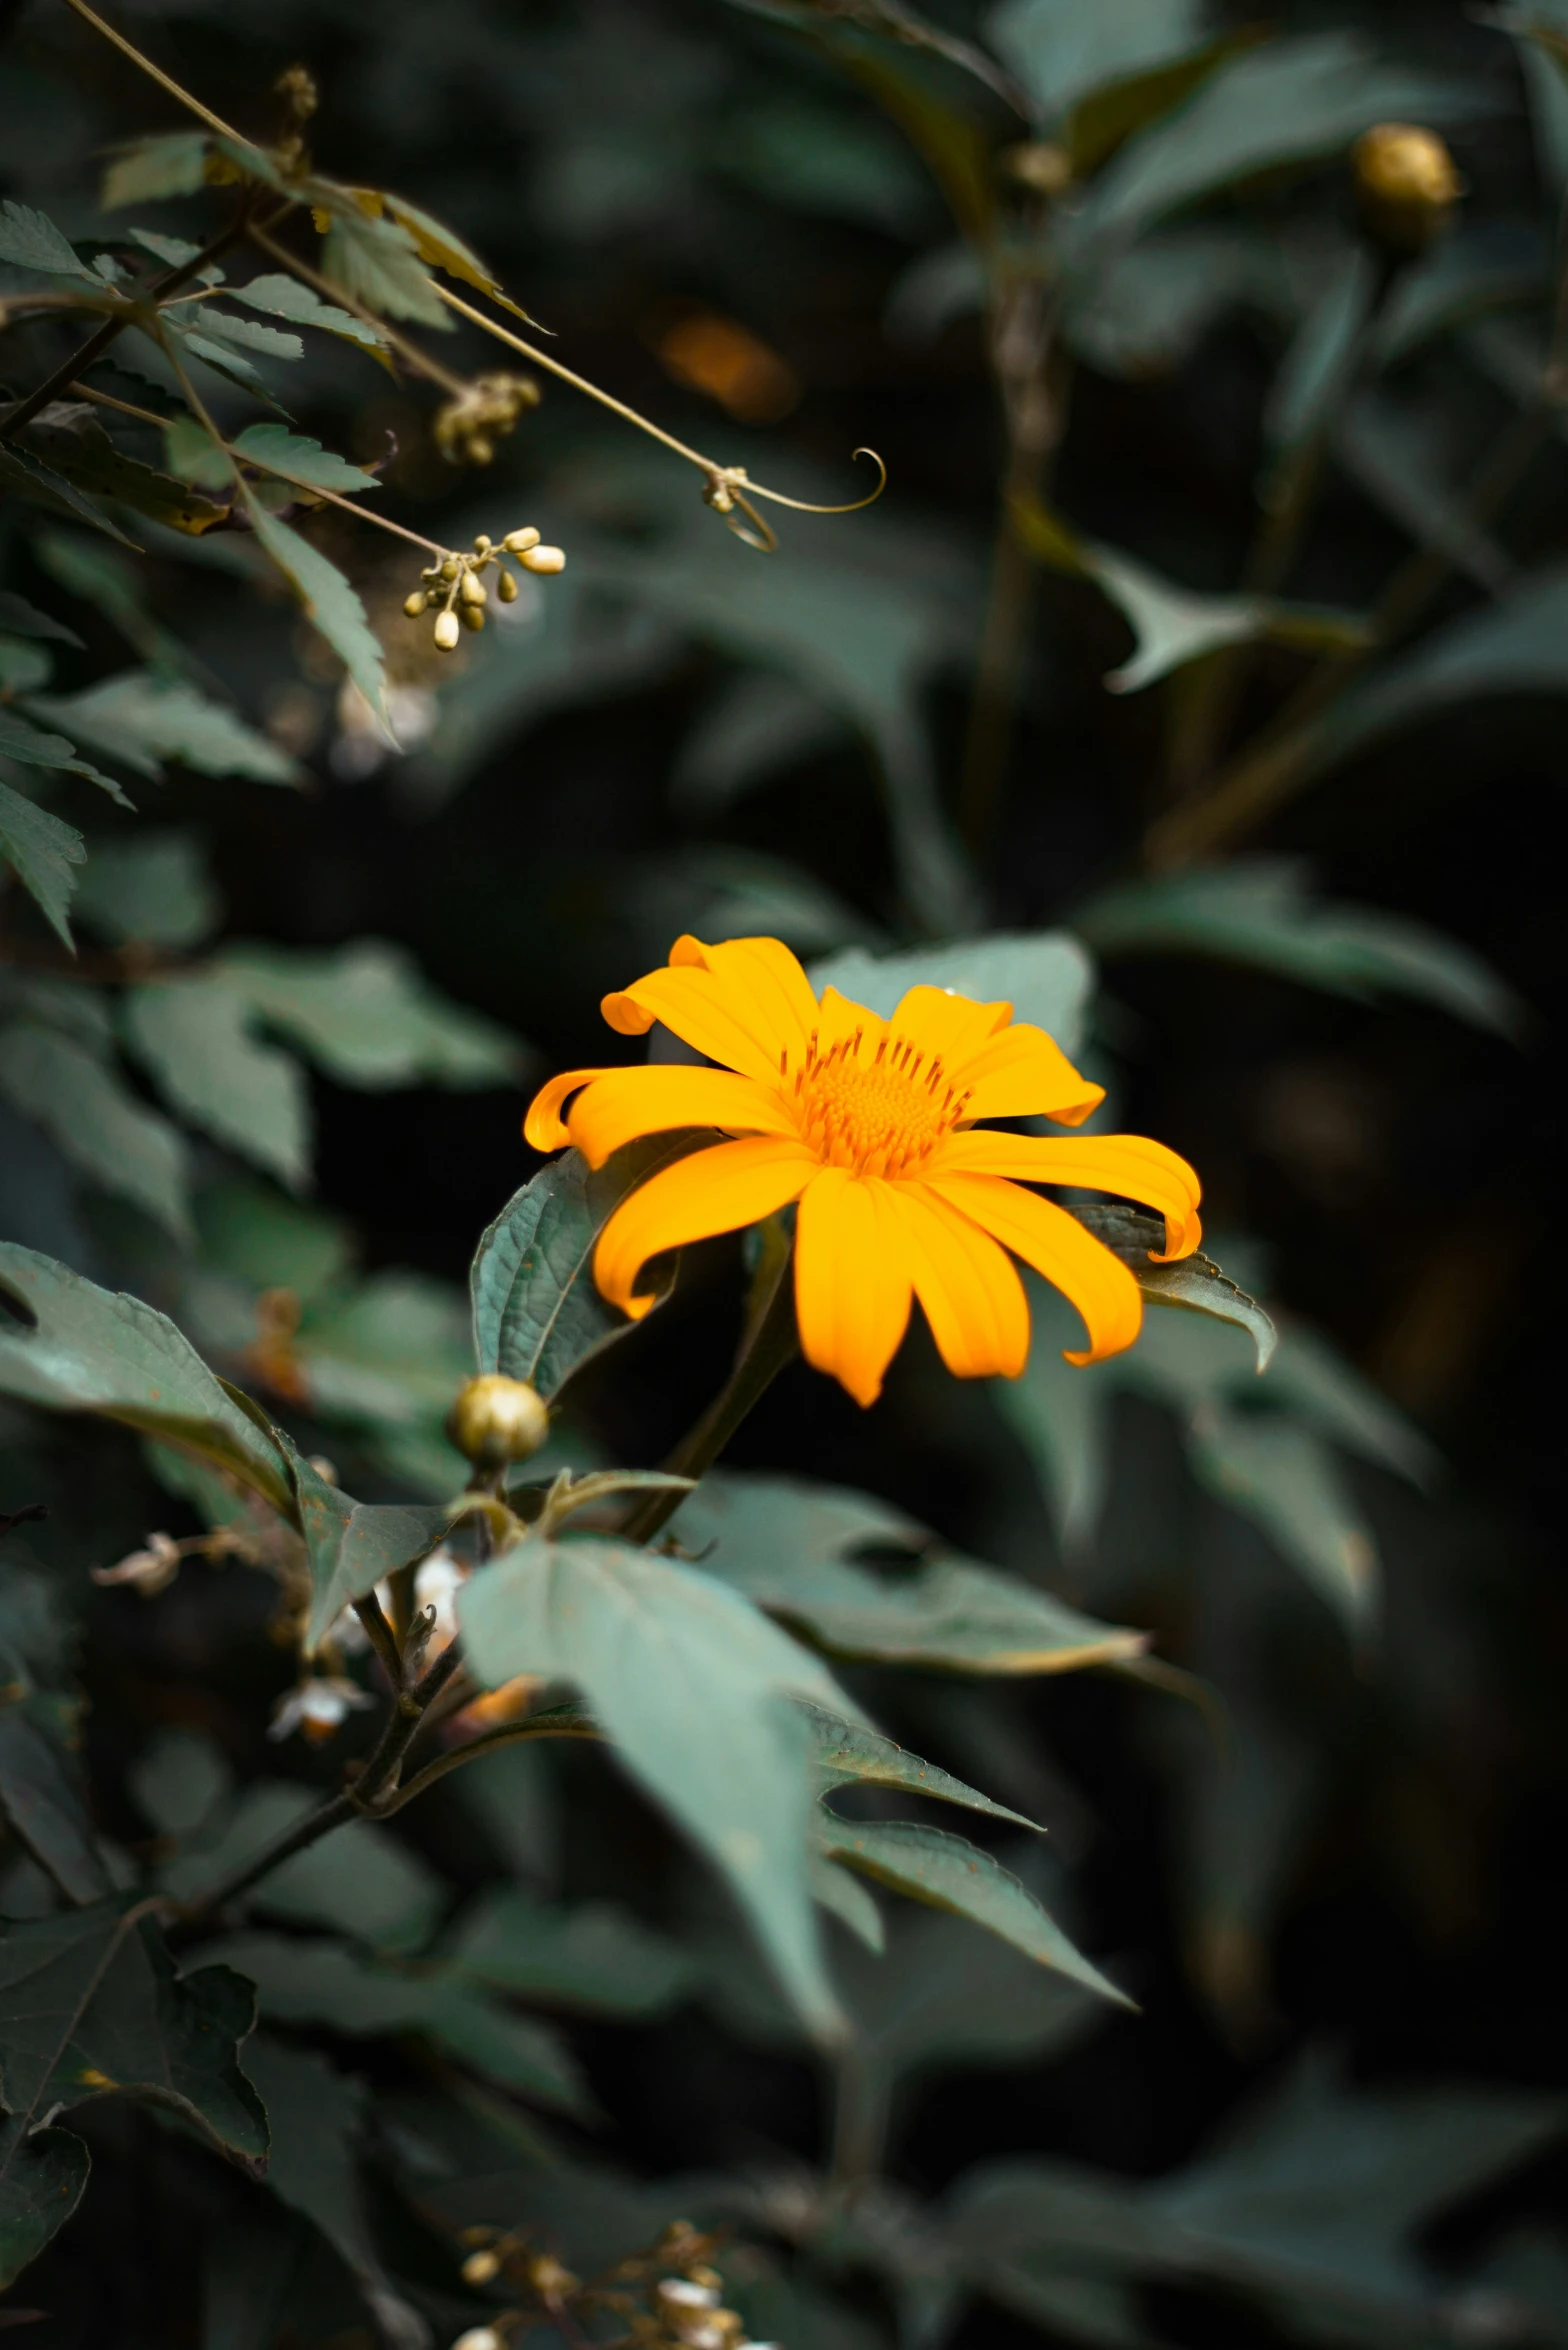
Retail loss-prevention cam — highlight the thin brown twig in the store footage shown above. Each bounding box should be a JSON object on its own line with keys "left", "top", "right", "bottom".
{"left": 246, "top": 222, "right": 468, "bottom": 395}
{"left": 375, "top": 1710, "right": 601, "bottom": 1815}
{"left": 58, "top": 0, "right": 246, "bottom": 140}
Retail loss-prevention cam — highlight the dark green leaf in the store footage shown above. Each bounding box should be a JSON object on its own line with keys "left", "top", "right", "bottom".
{"left": 675, "top": 1472, "right": 1145, "bottom": 1674}
{"left": 471, "top": 1136, "right": 706, "bottom": 1400}
{"left": 317, "top": 201, "right": 452, "bottom": 329}
{"left": 0, "top": 1243, "right": 294, "bottom": 1516}
{"left": 0, "top": 2114, "right": 89, "bottom": 2291}
{"left": 801, "top": 1701, "right": 1039, "bottom": 1830}
{"left": 242, "top": 503, "right": 390, "bottom": 730}
{"left": 445, "top": 1887, "right": 696, "bottom": 2016}
{"left": 0, "top": 1025, "right": 190, "bottom": 1237}
{"left": 74, "top": 832, "right": 221, "bottom": 951}
{"left": 1071, "top": 1205, "right": 1278, "bottom": 1370}
{"left": 1073, "top": 860, "right": 1524, "bottom": 1037}
{"left": 229, "top": 273, "right": 390, "bottom": 353}
{"left": 816, "top": 1817, "right": 1131, "bottom": 2005}
{"left": 166, "top": 1779, "right": 445, "bottom": 1953}
{"left": 287, "top": 1447, "right": 449, "bottom": 1651}
{"left": 205, "top": 1929, "right": 590, "bottom": 2114}
{"left": 811, "top": 931, "right": 1094, "bottom": 1058}
{"left": 458, "top": 1533, "right": 851, "bottom": 2036}
{"left": 0, "top": 442, "right": 141, "bottom": 545}
{"left": 988, "top": 0, "right": 1207, "bottom": 128}
{"left": 0, "top": 782, "right": 84, "bottom": 949}
{"left": 26, "top": 672, "right": 300, "bottom": 787}
{"left": 0, "top": 1712, "right": 109, "bottom": 1905}
{"left": 177, "top": 310, "right": 304, "bottom": 362}
{"left": 231, "top": 424, "right": 380, "bottom": 495}
{"left": 0, "top": 706, "right": 128, "bottom": 803}
{"left": 0, "top": 592, "right": 84, "bottom": 648}
{"left": 100, "top": 131, "right": 210, "bottom": 209}
{"left": 21, "top": 406, "right": 230, "bottom": 535}
{"left": 216, "top": 939, "right": 525, "bottom": 1088}
{"left": 1263, "top": 247, "right": 1376, "bottom": 464}
{"left": 0, "top": 198, "right": 96, "bottom": 283}
{"left": 1187, "top": 1412, "right": 1377, "bottom": 1637}
{"left": 123, "top": 979, "right": 311, "bottom": 1192}
{"left": 674, "top": 672, "right": 850, "bottom": 814}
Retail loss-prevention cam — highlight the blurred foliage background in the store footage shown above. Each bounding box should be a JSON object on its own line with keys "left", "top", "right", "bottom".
{"left": 4, "top": 0, "right": 1568, "bottom": 2345}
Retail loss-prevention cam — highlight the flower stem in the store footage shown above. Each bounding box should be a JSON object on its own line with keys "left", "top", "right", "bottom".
{"left": 621, "top": 1232, "right": 800, "bottom": 1547}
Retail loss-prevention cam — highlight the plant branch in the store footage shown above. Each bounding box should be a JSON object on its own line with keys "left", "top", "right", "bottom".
{"left": 58, "top": 0, "right": 246, "bottom": 140}
{"left": 375, "top": 1707, "right": 602, "bottom": 1815}
{"left": 246, "top": 223, "right": 468, "bottom": 395}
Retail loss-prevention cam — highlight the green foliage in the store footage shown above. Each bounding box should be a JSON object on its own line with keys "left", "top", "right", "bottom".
{"left": 0, "top": 198, "right": 97, "bottom": 283}
{"left": 0, "top": 781, "right": 85, "bottom": 947}
{"left": 213, "top": 940, "right": 525, "bottom": 1088}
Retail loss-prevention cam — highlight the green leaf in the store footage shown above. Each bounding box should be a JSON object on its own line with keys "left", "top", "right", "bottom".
{"left": 811, "top": 930, "right": 1094, "bottom": 1059}
{"left": 31, "top": 524, "right": 192, "bottom": 672}
{"left": 231, "top": 423, "right": 381, "bottom": 494}
{"left": 166, "top": 1780, "right": 446, "bottom": 1954}
{"left": 215, "top": 939, "right": 524, "bottom": 1090}
{"left": 287, "top": 1447, "right": 450, "bottom": 1652}
{"left": 1263, "top": 246, "right": 1377, "bottom": 466}
{"left": 1187, "top": 1410, "right": 1378, "bottom": 1637}
{"left": 100, "top": 131, "right": 210, "bottom": 208}
{"left": 1063, "top": 33, "right": 1490, "bottom": 256}
{"left": 1073, "top": 860, "right": 1524, "bottom": 1037}
{"left": 0, "top": 198, "right": 96, "bottom": 283}
{"left": 801, "top": 1701, "right": 1039, "bottom": 1831}
{"left": 74, "top": 831, "right": 222, "bottom": 951}
{"left": 674, "top": 672, "right": 850, "bottom": 814}
{"left": 175, "top": 309, "right": 304, "bottom": 362}
{"left": 242, "top": 2035, "right": 426, "bottom": 2348}
{"left": 0, "top": 1711, "right": 110, "bottom": 1905}
{"left": 378, "top": 190, "right": 500, "bottom": 296}
{"left": 125, "top": 228, "right": 220, "bottom": 276}
{"left": 472, "top": 1135, "right": 704, "bottom": 1400}
{"left": 0, "top": 591, "right": 84, "bottom": 648}
{"left": 0, "top": 1242, "right": 294, "bottom": 1516}
{"left": 0, "top": 1024, "right": 190, "bottom": 1237}
{"left": 0, "top": 781, "right": 85, "bottom": 949}
{"left": 0, "top": 2114, "right": 90, "bottom": 2291}
{"left": 206, "top": 1929, "right": 590, "bottom": 2113}
{"left": 20, "top": 406, "right": 230, "bottom": 536}
{"left": 676, "top": 1472, "right": 1145, "bottom": 1675}
{"left": 242, "top": 502, "right": 390, "bottom": 731}
{"left": 123, "top": 979, "right": 311, "bottom": 1191}
{"left": 317, "top": 200, "right": 453, "bottom": 329}
{"left": 229, "top": 272, "right": 390, "bottom": 353}
{"left": 0, "top": 442, "right": 141, "bottom": 545}
{"left": 1334, "top": 391, "right": 1514, "bottom": 597}
{"left": 457, "top": 1533, "right": 852, "bottom": 2036}
{"left": 1063, "top": 225, "right": 1263, "bottom": 378}
{"left": 1071, "top": 1205, "right": 1278, "bottom": 1370}
{"left": 444, "top": 1887, "right": 695, "bottom": 2017}
{"left": 0, "top": 640, "right": 54, "bottom": 696}
{"left": 26, "top": 671, "right": 300, "bottom": 787}
{"left": 0, "top": 1897, "right": 267, "bottom": 2156}
{"left": 991, "top": 1277, "right": 1113, "bottom": 1549}
{"left": 816, "top": 1817, "right": 1131, "bottom": 2005}
{"left": 987, "top": 0, "right": 1207, "bottom": 126}
{"left": 0, "top": 705, "right": 128, "bottom": 803}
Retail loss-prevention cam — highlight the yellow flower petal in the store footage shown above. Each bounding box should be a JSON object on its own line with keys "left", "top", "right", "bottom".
{"left": 883, "top": 1181, "right": 1030, "bottom": 1379}
{"left": 565, "top": 1065, "right": 801, "bottom": 1170}
{"left": 671, "top": 934, "right": 820, "bottom": 1060}
{"left": 927, "top": 1172, "right": 1142, "bottom": 1364}
{"left": 594, "top": 1136, "right": 816, "bottom": 1317}
{"left": 888, "top": 984, "right": 1011, "bottom": 1070}
{"left": 524, "top": 1065, "right": 618, "bottom": 1151}
{"left": 952, "top": 1023, "right": 1105, "bottom": 1126}
{"left": 599, "top": 966, "right": 782, "bottom": 1082}
{"left": 794, "top": 1169, "right": 912, "bottom": 1408}
{"left": 601, "top": 933, "right": 820, "bottom": 1083}
{"left": 926, "top": 1130, "right": 1202, "bottom": 1259}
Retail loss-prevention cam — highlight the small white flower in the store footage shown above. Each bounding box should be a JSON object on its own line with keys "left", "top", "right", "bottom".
{"left": 450, "top": 2329, "right": 505, "bottom": 2350}
{"left": 268, "top": 1677, "right": 376, "bottom": 1743}
{"left": 658, "top": 2283, "right": 720, "bottom": 2312}
{"left": 414, "top": 1545, "right": 467, "bottom": 1647}
{"left": 92, "top": 1531, "right": 182, "bottom": 1596}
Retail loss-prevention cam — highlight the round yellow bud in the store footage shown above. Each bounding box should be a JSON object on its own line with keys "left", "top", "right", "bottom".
{"left": 519, "top": 545, "right": 565, "bottom": 575}
{"left": 467, "top": 434, "right": 494, "bottom": 466}
{"left": 433, "top": 610, "right": 461, "bottom": 652}
{"left": 1000, "top": 140, "right": 1072, "bottom": 197}
{"left": 460, "top": 2249, "right": 502, "bottom": 2286}
{"left": 503, "top": 526, "right": 541, "bottom": 554}
{"left": 451, "top": 2331, "right": 504, "bottom": 2350}
{"left": 472, "top": 533, "right": 492, "bottom": 554}
{"left": 497, "top": 569, "right": 519, "bottom": 602}
{"left": 460, "top": 602, "right": 485, "bottom": 632}
{"left": 403, "top": 589, "right": 428, "bottom": 619}
{"left": 446, "top": 1374, "right": 550, "bottom": 1467}
{"left": 440, "top": 556, "right": 460, "bottom": 580}
{"left": 459, "top": 570, "right": 487, "bottom": 606}
{"left": 1353, "top": 124, "right": 1462, "bottom": 251}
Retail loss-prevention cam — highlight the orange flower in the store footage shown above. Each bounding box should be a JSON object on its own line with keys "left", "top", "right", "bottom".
{"left": 524, "top": 936, "right": 1201, "bottom": 1407}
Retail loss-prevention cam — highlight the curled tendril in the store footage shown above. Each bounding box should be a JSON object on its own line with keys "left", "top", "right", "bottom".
{"left": 702, "top": 448, "right": 888, "bottom": 553}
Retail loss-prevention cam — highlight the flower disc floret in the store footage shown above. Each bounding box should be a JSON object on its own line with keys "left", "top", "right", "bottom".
{"left": 524, "top": 934, "right": 1203, "bottom": 1407}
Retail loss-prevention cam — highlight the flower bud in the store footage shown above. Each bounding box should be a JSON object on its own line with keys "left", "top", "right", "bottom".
{"left": 461, "top": 2249, "right": 502, "bottom": 2286}
{"left": 440, "top": 556, "right": 460, "bottom": 580}
{"left": 497, "top": 569, "right": 519, "bottom": 602}
{"left": 460, "top": 602, "right": 485, "bottom": 632}
{"left": 451, "top": 2331, "right": 504, "bottom": 2350}
{"left": 1001, "top": 140, "right": 1072, "bottom": 197}
{"left": 447, "top": 1374, "right": 550, "bottom": 1467}
{"left": 433, "top": 610, "right": 461, "bottom": 652}
{"left": 467, "top": 434, "right": 494, "bottom": 466}
{"left": 519, "top": 545, "right": 565, "bottom": 575}
{"left": 503, "top": 526, "right": 540, "bottom": 553}
{"left": 404, "top": 589, "right": 428, "bottom": 619}
{"left": 459, "top": 570, "right": 487, "bottom": 607}
{"left": 1353, "top": 123, "right": 1462, "bottom": 252}
{"left": 472, "top": 533, "right": 492, "bottom": 554}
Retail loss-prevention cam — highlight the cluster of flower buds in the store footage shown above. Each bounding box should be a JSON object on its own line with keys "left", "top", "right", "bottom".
{"left": 403, "top": 530, "right": 566, "bottom": 653}
{"left": 433, "top": 371, "right": 541, "bottom": 466}
{"left": 447, "top": 2223, "right": 778, "bottom": 2350}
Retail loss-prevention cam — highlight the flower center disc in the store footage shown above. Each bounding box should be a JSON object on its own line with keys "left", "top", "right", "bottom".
{"left": 788, "top": 1030, "right": 969, "bottom": 1177}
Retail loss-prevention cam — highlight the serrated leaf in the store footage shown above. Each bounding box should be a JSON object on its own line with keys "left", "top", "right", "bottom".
{"left": 0, "top": 1023, "right": 190, "bottom": 1237}
{"left": 0, "top": 1897, "right": 267, "bottom": 2156}
{"left": 0, "top": 780, "right": 85, "bottom": 949}
{"left": 26, "top": 671, "right": 300, "bottom": 787}
{"left": 1073, "top": 861, "right": 1524, "bottom": 1038}
{"left": 458, "top": 1533, "right": 852, "bottom": 2036}
{"left": 205, "top": 1929, "right": 590, "bottom": 2113}
{"left": 229, "top": 272, "right": 390, "bottom": 354}
{"left": 816, "top": 1816, "right": 1130, "bottom": 2005}
{"left": 379, "top": 192, "right": 497, "bottom": 295}
{"left": 100, "top": 130, "right": 210, "bottom": 209}
{"left": 0, "top": 442, "right": 141, "bottom": 545}
{"left": 316, "top": 198, "right": 452, "bottom": 329}
{"left": 0, "top": 197, "right": 96, "bottom": 283}
{"left": 0, "top": 1711, "right": 110, "bottom": 1905}
{"left": 0, "top": 591, "right": 84, "bottom": 648}
{"left": 471, "top": 1135, "right": 705, "bottom": 1399}
{"left": 122, "top": 978, "right": 311, "bottom": 1191}
{"left": 0, "top": 2113, "right": 90, "bottom": 2290}
{"left": 240, "top": 501, "right": 390, "bottom": 730}
{"left": 0, "top": 1242, "right": 293, "bottom": 1516}
{"left": 0, "top": 705, "right": 128, "bottom": 803}
{"left": 21, "top": 405, "right": 229, "bottom": 535}
{"left": 676, "top": 1472, "right": 1143, "bottom": 1674}
{"left": 176, "top": 309, "right": 303, "bottom": 362}
{"left": 812, "top": 929, "right": 1094, "bottom": 1058}
{"left": 74, "top": 831, "right": 221, "bottom": 951}
{"left": 444, "top": 1887, "right": 695, "bottom": 2017}
{"left": 812, "top": 1853, "right": 886, "bottom": 1952}
{"left": 216, "top": 940, "right": 524, "bottom": 1090}
{"left": 1069, "top": 1204, "right": 1278, "bottom": 1370}
{"left": 801, "top": 1701, "right": 1038, "bottom": 1830}
{"left": 285, "top": 1446, "right": 449, "bottom": 1652}
{"left": 231, "top": 423, "right": 380, "bottom": 495}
